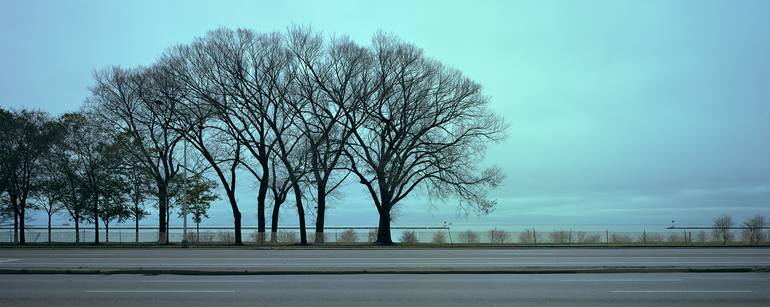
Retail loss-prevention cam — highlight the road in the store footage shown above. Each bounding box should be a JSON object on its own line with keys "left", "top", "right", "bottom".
{"left": 1, "top": 248, "right": 769, "bottom": 272}
{"left": 1, "top": 273, "right": 768, "bottom": 306}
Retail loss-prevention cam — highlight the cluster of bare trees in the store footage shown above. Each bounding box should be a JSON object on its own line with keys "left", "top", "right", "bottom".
{"left": 713, "top": 214, "right": 768, "bottom": 245}
{"left": 2, "top": 27, "right": 506, "bottom": 245}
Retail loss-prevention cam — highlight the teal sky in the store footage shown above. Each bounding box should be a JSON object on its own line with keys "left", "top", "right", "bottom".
{"left": 2, "top": 0, "right": 769, "bottom": 230}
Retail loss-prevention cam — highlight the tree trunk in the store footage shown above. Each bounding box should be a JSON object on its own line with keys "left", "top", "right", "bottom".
{"left": 270, "top": 200, "right": 282, "bottom": 243}
{"left": 256, "top": 161, "right": 268, "bottom": 244}
{"left": 18, "top": 203, "right": 25, "bottom": 245}
{"left": 13, "top": 207, "right": 18, "bottom": 244}
{"left": 165, "top": 206, "right": 170, "bottom": 242}
{"left": 47, "top": 213, "right": 52, "bottom": 244}
{"left": 376, "top": 209, "right": 393, "bottom": 245}
{"left": 196, "top": 222, "right": 200, "bottom": 242}
{"left": 135, "top": 215, "right": 139, "bottom": 243}
{"left": 93, "top": 193, "right": 99, "bottom": 245}
{"left": 158, "top": 184, "right": 168, "bottom": 244}
{"left": 315, "top": 188, "right": 326, "bottom": 244}
{"left": 226, "top": 192, "right": 243, "bottom": 245}
{"left": 104, "top": 222, "right": 109, "bottom": 243}
{"left": 74, "top": 218, "right": 80, "bottom": 244}
{"left": 291, "top": 182, "right": 307, "bottom": 245}
{"left": 231, "top": 201, "right": 243, "bottom": 245}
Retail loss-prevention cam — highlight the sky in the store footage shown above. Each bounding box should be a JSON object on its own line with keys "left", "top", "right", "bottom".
{"left": 1, "top": 0, "right": 769, "bottom": 231}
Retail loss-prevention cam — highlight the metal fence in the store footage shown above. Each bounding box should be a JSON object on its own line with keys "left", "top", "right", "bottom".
{"left": 2, "top": 226, "right": 768, "bottom": 245}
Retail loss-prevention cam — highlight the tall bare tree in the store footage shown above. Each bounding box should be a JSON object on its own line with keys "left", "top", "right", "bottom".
{"left": 287, "top": 28, "right": 375, "bottom": 242}
{"left": 163, "top": 30, "right": 276, "bottom": 243}
{"left": 343, "top": 34, "right": 506, "bottom": 244}
{"left": 90, "top": 67, "right": 185, "bottom": 244}
{"left": 250, "top": 32, "right": 313, "bottom": 245}
{"left": 162, "top": 63, "right": 246, "bottom": 244}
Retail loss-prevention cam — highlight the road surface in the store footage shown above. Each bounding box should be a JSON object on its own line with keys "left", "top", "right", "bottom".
{"left": 1, "top": 248, "right": 769, "bottom": 272}
{"left": 1, "top": 273, "right": 768, "bottom": 306}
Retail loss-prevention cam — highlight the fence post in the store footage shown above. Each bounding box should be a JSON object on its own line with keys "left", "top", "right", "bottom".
{"left": 683, "top": 229, "right": 687, "bottom": 246}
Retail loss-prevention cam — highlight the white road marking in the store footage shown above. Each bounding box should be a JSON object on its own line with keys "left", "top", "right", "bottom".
{"left": 86, "top": 290, "right": 236, "bottom": 293}
{"left": 3, "top": 261, "right": 767, "bottom": 266}
{"left": 611, "top": 290, "right": 752, "bottom": 293}
{"left": 560, "top": 279, "right": 681, "bottom": 282}
{"left": 0, "top": 259, "right": 21, "bottom": 263}
{"left": 141, "top": 280, "right": 262, "bottom": 283}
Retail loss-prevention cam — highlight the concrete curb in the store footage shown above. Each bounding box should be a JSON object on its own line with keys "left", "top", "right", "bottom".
{"left": 1, "top": 266, "right": 768, "bottom": 275}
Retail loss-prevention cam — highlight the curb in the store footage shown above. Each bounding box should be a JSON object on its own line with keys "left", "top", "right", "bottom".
{"left": 1, "top": 266, "right": 768, "bottom": 275}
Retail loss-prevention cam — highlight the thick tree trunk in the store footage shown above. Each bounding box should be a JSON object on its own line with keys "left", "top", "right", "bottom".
{"left": 10, "top": 194, "right": 23, "bottom": 244}
{"left": 315, "top": 188, "right": 326, "bottom": 244}
{"left": 270, "top": 200, "right": 282, "bottom": 243}
{"left": 376, "top": 209, "right": 393, "bottom": 245}
{"left": 92, "top": 194, "right": 99, "bottom": 245}
{"left": 166, "top": 206, "right": 170, "bottom": 229}
{"left": 291, "top": 182, "right": 307, "bottom": 245}
{"left": 135, "top": 215, "right": 140, "bottom": 243}
{"left": 158, "top": 184, "right": 168, "bottom": 244}
{"left": 256, "top": 161, "right": 268, "bottom": 244}
{"left": 47, "top": 214, "right": 52, "bottom": 244}
{"left": 196, "top": 222, "right": 200, "bottom": 242}
{"left": 74, "top": 218, "right": 80, "bottom": 244}
{"left": 18, "top": 206, "right": 25, "bottom": 245}
{"left": 231, "top": 202, "right": 242, "bottom": 245}
{"left": 13, "top": 208, "right": 18, "bottom": 244}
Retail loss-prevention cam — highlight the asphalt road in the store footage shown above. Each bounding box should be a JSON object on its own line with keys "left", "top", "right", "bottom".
{"left": 1, "top": 248, "right": 769, "bottom": 272}
{"left": 1, "top": 273, "right": 768, "bottom": 306}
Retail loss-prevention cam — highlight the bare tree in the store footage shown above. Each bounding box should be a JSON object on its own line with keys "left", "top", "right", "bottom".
{"left": 90, "top": 67, "right": 185, "bottom": 244}
{"left": 186, "top": 29, "right": 311, "bottom": 244}
{"left": 713, "top": 214, "right": 733, "bottom": 245}
{"left": 163, "top": 30, "right": 277, "bottom": 243}
{"left": 342, "top": 34, "right": 506, "bottom": 244}
{"left": 150, "top": 59, "right": 247, "bottom": 245}
{"left": 287, "top": 28, "right": 373, "bottom": 242}
{"left": 742, "top": 214, "right": 766, "bottom": 245}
